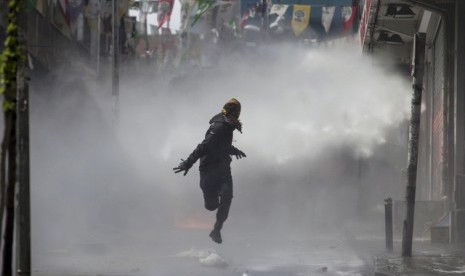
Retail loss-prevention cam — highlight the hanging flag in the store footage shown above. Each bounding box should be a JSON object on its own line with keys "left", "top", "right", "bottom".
{"left": 215, "top": 0, "right": 238, "bottom": 32}
{"left": 321, "top": 6, "right": 335, "bottom": 33}
{"left": 269, "top": 4, "right": 288, "bottom": 28}
{"left": 248, "top": 5, "right": 256, "bottom": 18}
{"left": 191, "top": 0, "right": 215, "bottom": 26}
{"left": 230, "top": 18, "right": 238, "bottom": 35}
{"left": 269, "top": 4, "right": 288, "bottom": 16}
{"left": 179, "top": 2, "right": 191, "bottom": 31}
{"left": 52, "top": 0, "right": 72, "bottom": 38}
{"left": 28, "top": 0, "right": 45, "bottom": 14}
{"left": 342, "top": 6, "right": 357, "bottom": 33}
{"left": 36, "top": 0, "right": 44, "bottom": 13}
{"left": 157, "top": 0, "right": 175, "bottom": 30}
{"left": 291, "top": 5, "right": 310, "bottom": 37}
{"left": 240, "top": 11, "right": 248, "bottom": 29}
{"left": 57, "top": 0, "right": 67, "bottom": 15}
{"left": 119, "top": 0, "right": 130, "bottom": 19}
{"left": 28, "top": 0, "right": 38, "bottom": 11}
{"left": 269, "top": 4, "right": 287, "bottom": 29}
{"left": 83, "top": 0, "right": 100, "bottom": 31}
{"left": 66, "top": 0, "right": 84, "bottom": 22}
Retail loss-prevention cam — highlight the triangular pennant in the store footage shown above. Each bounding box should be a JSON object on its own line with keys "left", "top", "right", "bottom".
{"left": 191, "top": 0, "right": 216, "bottom": 27}
{"left": 269, "top": 4, "right": 288, "bottom": 28}
{"left": 66, "top": 0, "right": 84, "bottom": 22}
{"left": 230, "top": 18, "right": 237, "bottom": 31}
{"left": 179, "top": 2, "right": 191, "bottom": 31}
{"left": 52, "top": 1, "right": 72, "bottom": 38}
{"left": 240, "top": 11, "right": 248, "bottom": 29}
{"left": 321, "top": 6, "right": 335, "bottom": 33}
{"left": 342, "top": 6, "right": 357, "bottom": 33}
{"left": 269, "top": 4, "right": 288, "bottom": 15}
{"left": 291, "top": 5, "right": 310, "bottom": 36}
{"left": 157, "top": 0, "right": 175, "bottom": 29}
{"left": 248, "top": 5, "right": 256, "bottom": 18}
{"left": 216, "top": 0, "right": 238, "bottom": 32}
{"left": 36, "top": 0, "right": 44, "bottom": 14}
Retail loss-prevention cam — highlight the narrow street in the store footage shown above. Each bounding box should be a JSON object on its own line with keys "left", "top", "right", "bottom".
{"left": 3, "top": 1, "right": 465, "bottom": 275}
{"left": 34, "top": 231, "right": 380, "bottom": 276}
{"left": 34, "top": 233, "right": 465, "bottom": 276}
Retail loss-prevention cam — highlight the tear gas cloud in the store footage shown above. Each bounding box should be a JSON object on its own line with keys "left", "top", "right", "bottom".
{"left": 29, "top": 42, "right": 411, "bottom": 273}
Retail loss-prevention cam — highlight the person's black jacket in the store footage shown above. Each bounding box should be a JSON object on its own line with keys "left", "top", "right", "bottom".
{"left": 186, "top": 113, "right": 242, "bottom": 171}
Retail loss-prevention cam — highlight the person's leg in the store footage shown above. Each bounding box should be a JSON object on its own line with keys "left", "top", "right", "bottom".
{"left": 203, "top": 189, "right": 219, "bottom": 211}
{"left": 210, "top": 171, "right": 233, "bottom": 243}
{"left": 200, "top": 170, "right": 220, "bottom": 211}
{"left": 215, "top": 173, "right": 233, "bottom": 231}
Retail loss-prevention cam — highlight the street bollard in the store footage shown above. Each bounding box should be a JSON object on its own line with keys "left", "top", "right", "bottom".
{"left": 385, "top": 198, "right": 393, "bottom": 251}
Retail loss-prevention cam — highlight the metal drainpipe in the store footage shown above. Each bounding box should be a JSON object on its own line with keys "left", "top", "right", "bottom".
{"left": 112, "top": 0, "right": 120, "bottom": 127}
{"left": 402, "top": 32, "right": 426, "bottom": 257}
{"left": 16, "top": 19, "right": 31, "bottom": 276}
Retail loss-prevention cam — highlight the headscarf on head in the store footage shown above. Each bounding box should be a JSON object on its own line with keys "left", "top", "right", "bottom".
{"left": 222, "top": 98, "right": 242, "bottom": 133}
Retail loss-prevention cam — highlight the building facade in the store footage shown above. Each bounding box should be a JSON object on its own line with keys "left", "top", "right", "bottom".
{"left": 360, "top": 0, "right": 465, "bottom": 243}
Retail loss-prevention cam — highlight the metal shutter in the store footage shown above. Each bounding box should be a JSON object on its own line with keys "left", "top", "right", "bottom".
{"left": 431, "top": 20, "right": 445, "bottom": 200}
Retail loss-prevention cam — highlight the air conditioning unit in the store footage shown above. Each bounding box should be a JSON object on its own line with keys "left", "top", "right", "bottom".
{"left": 384, "top": 4, "right": 415, "bottom": 18}
{"left": 377, "top": 30, "right": 404, "bottom": 45}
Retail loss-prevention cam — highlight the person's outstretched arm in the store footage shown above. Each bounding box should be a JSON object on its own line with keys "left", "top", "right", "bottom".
{"left": 230, "top": 145, "right": 246, "bottom": 159}
{"left": 173, "top": 123, "right": 224, "bottom": 175}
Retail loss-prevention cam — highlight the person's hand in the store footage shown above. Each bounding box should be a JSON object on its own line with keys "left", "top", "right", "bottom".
{"left": 173, "top": 159, "right": 192, "bottom": 176}
{"left": 233, "top": 150, "right": 247, "bottom": 159}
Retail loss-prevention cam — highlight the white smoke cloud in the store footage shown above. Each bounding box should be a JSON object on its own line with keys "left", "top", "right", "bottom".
{"left": 117, "top": 43, "right": 411, "bottom": 169}
{"left": 29, "top": 41, "right": 411, "bottom": 275}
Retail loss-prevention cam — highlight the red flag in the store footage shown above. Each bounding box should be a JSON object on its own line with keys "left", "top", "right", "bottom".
{"left": 157, "top": 0, "right": 174, "bottom": 30}
{"left": 240, "top": 11, "right": 248, "bottom": 29}
{"left": 342, "top": 6, "right": 357, "bottom": 33}
{"left": 66, "top": 0, "right": 84, "bottom": 22}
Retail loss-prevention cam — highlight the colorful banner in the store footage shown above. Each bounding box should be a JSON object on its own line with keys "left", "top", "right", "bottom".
{"left": 157, "top": 0, "right": 174, "bottom": 30}
{"left": 342, "top": 6, "right": 357, "bottom": 33}
{"left": 215, "top": 0, "right": 239, "bottom": 33}
{"left": 191, "top": 0, "right": 215, "bottom": 26}
{"left": 247, "top": 4, "right": 256, "bottom": 17}
{"left": 66, "top": 0, "right": 84, "bottom": 22}
{"left": 52, "top": 0, "right": 72, "bottom": 38}
{"left": 240, "top": 11, "right": 248, "bottom": 29}
{"left": 119, "top": 0, "right": 129, "bottom": 18}
{"left": 269, "top": 4, "right": 288, "bottom": 16}
{"left": 179, "top": 1, "right": 193, "bottom": 32}
{"left": 83, "top": 0, "right": 100, "bottom": 31}
{"left": 240, "top": 0, "right": 261, "bottom": 29}
{"left": 291, "top": 5, "right": 310, "bottom": 37}
{"left": 28, "top": 0, "right": 45, "bottom": 14}
{"left": 269, "top": 4, "right": 288, "bottom": 28}
{"left": 229, "top": 18, "right": 238, "bottom": 35}
{"left": 83, "top": 0, "right": 128, "bottom": 33}
{"left": 321, "top": 6, "right": 335, "bottom": 33}
{"left": 37, "top": 0, "right": 44, "bottom": 13}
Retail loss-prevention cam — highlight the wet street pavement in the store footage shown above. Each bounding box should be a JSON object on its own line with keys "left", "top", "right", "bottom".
{"left": 34, "top": 230, "right": 380, "bottom": 276}
{"left": 34, "top": 228, "right": 465, "bottom": 276}
{"left": 374, "top": 241, "right": 465, "bottom": 276}
{"left": 375, "top": 255, "right": 465, "bottom": 276}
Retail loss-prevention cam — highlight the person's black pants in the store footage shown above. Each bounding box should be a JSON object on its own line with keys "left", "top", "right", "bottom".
{"left": 200, "top": 166, "right": 233, "bottom": 231}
